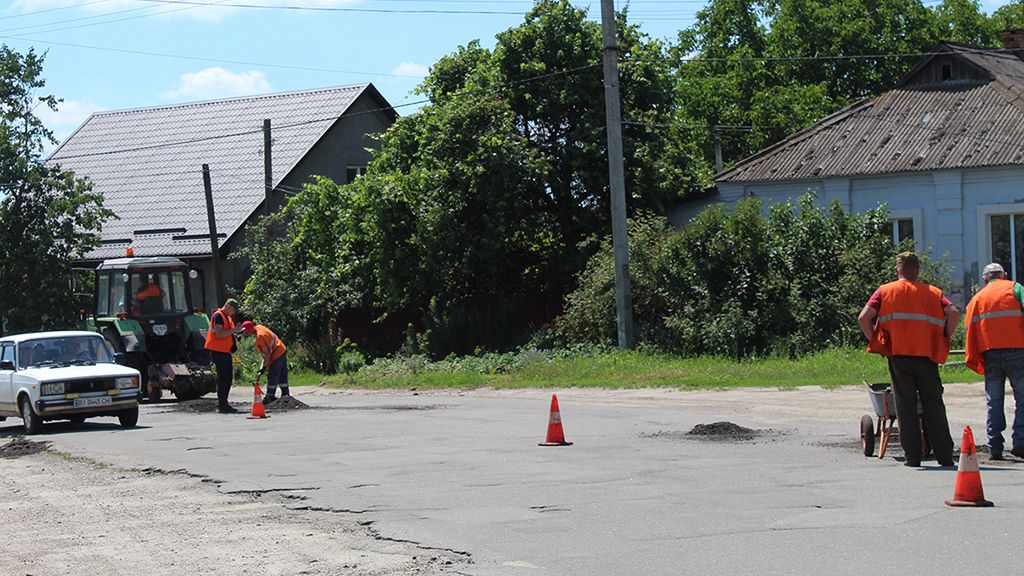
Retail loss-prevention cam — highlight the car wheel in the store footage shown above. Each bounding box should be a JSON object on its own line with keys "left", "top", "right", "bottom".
{"left": 118, "top": 406, "right": 139, "bottom": 428}
{"left": 861, "top": 414, "right": 875, "bottom": 457}
{"left": 70, "top": 416, "right": 86, "bottom": 424}
{"left": 20, "top": 396, "right": 42, "bottom": 435}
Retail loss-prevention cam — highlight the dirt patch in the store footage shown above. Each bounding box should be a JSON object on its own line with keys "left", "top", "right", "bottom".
{"left": 0, "top": 437, "right": 50, "bottom": 459}
{"left": 265, "top": 396, "right": 311, "bottom": 412}
{"left": 642, "top": 421, "right": 771, "bottom": 443}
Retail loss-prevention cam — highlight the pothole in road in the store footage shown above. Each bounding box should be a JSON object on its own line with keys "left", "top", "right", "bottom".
{"left": 642, "top": 421, "right": 777, "bottom": 443}
{"left": 0, "top": 437, "right": 50, "bottom": 459}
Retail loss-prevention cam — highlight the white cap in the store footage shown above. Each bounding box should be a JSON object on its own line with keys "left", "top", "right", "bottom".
{"left": 983, "top": 263, "right": 1005, "bottom": 277}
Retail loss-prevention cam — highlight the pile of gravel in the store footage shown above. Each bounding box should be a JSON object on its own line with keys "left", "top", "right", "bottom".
{"left": 0, "top": 437, "right": 50, "bottom": 459}
{"left": 265, "top": 396, "right": 311, "bottom": 412}
{"left": 685, "top": 421, "right": 760, "bottom": 442}
{"left": 173, "top": 399, "right": 243, "bottom": 414}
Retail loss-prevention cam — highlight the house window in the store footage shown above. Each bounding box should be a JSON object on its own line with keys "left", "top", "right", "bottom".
{"left": 941, "top": 63, "right": 952, "bottom": 81}
{"left": 890, "top": 218, "right": 915, "bottom": 246}
{"left": 346, "top": 166, "right": 366, "bottom": 184}
{"left": 990, "top": 214, "right": 1024, "bottom": 281}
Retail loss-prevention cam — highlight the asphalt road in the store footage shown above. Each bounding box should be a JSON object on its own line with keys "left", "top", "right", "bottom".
{"left": 4, "top": 383, "right": 1022, "bottom": 576}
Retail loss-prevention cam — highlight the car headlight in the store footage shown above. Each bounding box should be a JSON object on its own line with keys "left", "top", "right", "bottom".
{"left": 115, "top": 376, "right": 139, "bottom": 390}
{"left": 41, "top": 382, "right": 65, "bottom": 396}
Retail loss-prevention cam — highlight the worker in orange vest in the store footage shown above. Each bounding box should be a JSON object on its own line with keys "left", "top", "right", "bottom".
{"left": 237, "top": 320, "right": 289, "bottom": 404}
{"left": 204, "top": 298, "right": 240, "bottom": 414}
{"left": 132, "top": 274, "right": 165, "bottom": 315}
{"left": 964, "top": 262, "right": 1024, "bottom": 460}
{"left": 858, "top": 251, "right": 960, "bottom": 467}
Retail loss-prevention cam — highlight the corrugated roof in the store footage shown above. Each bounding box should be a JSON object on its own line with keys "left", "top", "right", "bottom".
{"left": 46, "top": 84, "right": 375, "bottom": 260}
{"left": 717, "top": 44, "right": 1024, "bottom": 183}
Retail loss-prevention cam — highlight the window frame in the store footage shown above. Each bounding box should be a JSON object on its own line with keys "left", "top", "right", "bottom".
{"left": 977, "top": 203, "right": 1024, "bottom": 284}
{"left": 887, "top": 208, "right": 923, "bottom": 249}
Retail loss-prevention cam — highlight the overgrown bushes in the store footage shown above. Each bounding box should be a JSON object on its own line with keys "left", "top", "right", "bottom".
{"left": 560, "top": 195, "right": 946, "bottom": 358}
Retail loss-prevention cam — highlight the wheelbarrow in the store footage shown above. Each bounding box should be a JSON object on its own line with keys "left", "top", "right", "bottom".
{"left": 860, "top": 381, "right": 929, "bottom": 460}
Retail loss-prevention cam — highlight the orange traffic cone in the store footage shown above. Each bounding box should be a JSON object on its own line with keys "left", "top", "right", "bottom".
{"left": 945, "top": 426, "right": 992, "bottom": 507}
{"left": 539, "top": 394, "right": 572, "bottom": 446}
{"left": 247, "top": 381, "right": 270, "bottom": 420}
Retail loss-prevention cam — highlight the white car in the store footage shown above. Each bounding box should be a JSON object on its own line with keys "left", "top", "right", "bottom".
{"left": 0, "top": 331, "right": 142, "bottom": 434}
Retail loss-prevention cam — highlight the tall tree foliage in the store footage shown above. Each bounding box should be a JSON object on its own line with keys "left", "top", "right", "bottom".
{"left": 244, "top": 0, "right": 684, "bottom": 358}
{"left": 0, "top": 47, "right": 110, "bottom": 334}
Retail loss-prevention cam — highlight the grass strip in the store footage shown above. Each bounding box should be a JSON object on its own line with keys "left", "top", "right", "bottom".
{"left": 290, "top": 348, "right": 980, "bottom": 390}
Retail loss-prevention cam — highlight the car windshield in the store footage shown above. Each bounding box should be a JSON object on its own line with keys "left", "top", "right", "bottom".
{"left": 18, "top": 336, "right": 115, "bottom": 369}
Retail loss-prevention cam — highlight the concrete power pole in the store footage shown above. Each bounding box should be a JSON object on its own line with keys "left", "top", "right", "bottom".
{"left": 600, "top": 0, "right": 635, "bottom": 349}
{"left": 263, "top": 119, "right": 273, "bottom": 217}
{"left": 202, "top": 164, "right": 223, "bottom": 305}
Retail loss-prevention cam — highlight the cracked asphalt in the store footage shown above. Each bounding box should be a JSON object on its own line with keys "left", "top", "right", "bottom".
{"left": 3, "top": 383, "right": 1024, "bottom": 575}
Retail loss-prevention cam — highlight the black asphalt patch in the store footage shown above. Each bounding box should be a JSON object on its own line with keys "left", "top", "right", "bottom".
{"left": 642, "top": 421, "right": 772, "bottom": 443}
{"left": 0, "top": 437, "right": 50, "bottom": 459}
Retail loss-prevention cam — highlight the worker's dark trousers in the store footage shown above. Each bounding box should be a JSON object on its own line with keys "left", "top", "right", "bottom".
{"left": 211, "top": 350, "right": 233, "bottom": 408}
{"left": 888, "top": 355, "right": 955, "bottom": 463}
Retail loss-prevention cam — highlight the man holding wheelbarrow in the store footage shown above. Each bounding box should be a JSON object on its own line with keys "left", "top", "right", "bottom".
{"left": 858, "top": 252, "right": 959, "bottom": 468}
{"left": 237, "top": 321, "right": 289, "bottom": 404}
{"left": 964, "top": 263, "right": 1024, "bottom": 461}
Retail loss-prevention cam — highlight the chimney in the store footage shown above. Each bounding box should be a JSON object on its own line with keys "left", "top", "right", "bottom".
{"left": 999, "top": 29, "right": 1024, "bottom": 60}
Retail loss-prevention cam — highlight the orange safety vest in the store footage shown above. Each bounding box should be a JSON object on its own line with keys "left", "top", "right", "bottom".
{"left": 135, "top": 284, "right": 162, "bottom": 300}
{"left": 867, "top": 279, "right": 950, "bottom": 365}
{"left": 204, "top": 308, "right": 236, "bottom": 353}
{"left": 964, "top": 279, "right": 1024, "bottom": 374}
{"left": 254, "top": 325, "right": 287, "bottom": 363}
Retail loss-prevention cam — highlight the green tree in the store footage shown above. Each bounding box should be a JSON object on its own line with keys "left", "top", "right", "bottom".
{"left": 0, "top": 46, "right": 111, "bottom": 334}
{"left": 931, "top": 0, "right": 999, "bottom": 45}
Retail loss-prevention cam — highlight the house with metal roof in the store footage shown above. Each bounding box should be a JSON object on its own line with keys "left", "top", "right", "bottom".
{"left": 47, "top": 83, "right": 397, "bottom": 311}
{"left": 675, "top": 31, "right": 1024, "bottom": 304}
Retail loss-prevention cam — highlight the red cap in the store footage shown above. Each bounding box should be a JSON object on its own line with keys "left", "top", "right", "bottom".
{"left": 240, "top": 320, "right": 256, "bottom": 335}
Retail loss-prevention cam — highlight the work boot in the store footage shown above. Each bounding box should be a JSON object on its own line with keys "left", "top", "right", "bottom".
{"left": 217, "top": 405, "right": 238, "bottom": 414}
{"left": 1011, "top": 447, "right": 1024, "bottom": 459}
{"left": 262, "top": 395, "right": 277, "bottom": 405}
{"left": 990, "top": 446, "right": 1004, "bottom": 460}
{"left": 937, "top": 457, "right": 955, "bottom": 467}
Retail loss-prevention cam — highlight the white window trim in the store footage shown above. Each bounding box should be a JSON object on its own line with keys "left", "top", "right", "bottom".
{"left": 976, "top": 203, "right": 1024, "bottom": 283}
{"left": 887, "top": 208, "right": 923, "bottom": 249}
{"left": 346, "top": 165, "right": 367, "bottom": 183}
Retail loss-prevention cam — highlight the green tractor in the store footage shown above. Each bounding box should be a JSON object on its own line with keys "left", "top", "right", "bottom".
{"left": 87, "top": 255, "right": 217, "bottom": 402}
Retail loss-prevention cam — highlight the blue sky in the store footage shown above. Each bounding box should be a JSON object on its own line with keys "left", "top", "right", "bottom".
{"left": 0, "top": 0, "right": 1013, "bottom": 147}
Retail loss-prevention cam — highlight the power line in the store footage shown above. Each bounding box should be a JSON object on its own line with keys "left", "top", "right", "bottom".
{"left": 133, "top": 0, "right": 526, "bottom": 15}
{"left": 0, "top": 35, "right": 428, "bottom": 79}
{"left": 0, "top": 0, "right": 113, "bottom": 21}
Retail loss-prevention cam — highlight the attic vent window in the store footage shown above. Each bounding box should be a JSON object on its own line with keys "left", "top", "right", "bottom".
{"left": 941, "top": 64, "right": 952, "bottom": 81}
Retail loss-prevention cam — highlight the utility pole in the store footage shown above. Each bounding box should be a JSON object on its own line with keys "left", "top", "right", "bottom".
{"left": 714, "top": 130, "right": 724, "bottom": 174}
{"left": 263, "top": 119, "right": 273, "bottom": 216}
{"left": 202, "top": 164, "right": 223, "bottom": 305}
{"left": 600, "top": 0, "right": 634, "bottom": 349}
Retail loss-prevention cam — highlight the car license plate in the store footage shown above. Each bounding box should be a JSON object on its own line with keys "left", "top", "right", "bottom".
{"left": 73, "top": 396, "right": 112, "bottom": 408}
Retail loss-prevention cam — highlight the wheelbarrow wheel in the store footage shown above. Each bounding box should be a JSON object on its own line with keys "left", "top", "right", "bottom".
{"left": 861, "top": 414, "right": 876, "bottom": 457}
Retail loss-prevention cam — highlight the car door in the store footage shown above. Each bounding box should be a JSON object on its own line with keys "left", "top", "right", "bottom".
{"left": 0, "top": 342, "right": 15, "bottom": 416}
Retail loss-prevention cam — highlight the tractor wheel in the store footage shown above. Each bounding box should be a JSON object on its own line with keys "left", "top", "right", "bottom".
{"left": 148, "top": 385, "right": 163, "bottom": 403}
{"left": 173, "top": 385, "right": 203, "bottom": 401}
{"left": 861, "top": 414, "right": 876, "bottom": 457}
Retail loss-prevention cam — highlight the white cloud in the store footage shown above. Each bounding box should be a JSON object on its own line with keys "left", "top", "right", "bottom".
{"left": 391, "top": 62, "right": 429, "bottom": 78}
{"left": 163, "top": 67, "right": 271, "bottom": 100}
{"left": 37, "top": 99, "right": 104, "bottom": 147}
